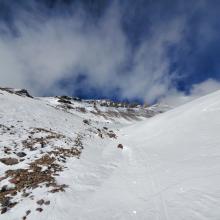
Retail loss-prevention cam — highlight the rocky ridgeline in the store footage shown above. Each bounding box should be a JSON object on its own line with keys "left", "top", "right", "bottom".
{"left": 57, "top": 95, "right": 142, "bottom": 108}
{"left": 55, "top": 95, "right": 170, "bottom": 121}
{"left": 0, "top": 88, "right": 170, "bottom": 121}
{"left": 0, "top": 87, "right": 33, "bottom": 98}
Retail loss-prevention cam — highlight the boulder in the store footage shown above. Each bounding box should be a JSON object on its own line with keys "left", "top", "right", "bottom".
{"left": 0, "top": 158, "right": 19, "bottom": 165}
{"left": 117, "top": 144, "right": 123, "bottom": 149}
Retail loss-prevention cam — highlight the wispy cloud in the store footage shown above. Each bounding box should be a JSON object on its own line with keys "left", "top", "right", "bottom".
{"left": 160, "top": 79, "right": 220, "bottom": 106}
{"left": 0, "top": 0, "right": 219, "bottom": 105}
{"left": 0, "top": 1, "right": 128, "bottom": 95}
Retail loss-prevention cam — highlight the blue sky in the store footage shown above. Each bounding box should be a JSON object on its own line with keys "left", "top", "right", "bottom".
{"left": 0, "top": 0, "right": 220, "bottom": 105}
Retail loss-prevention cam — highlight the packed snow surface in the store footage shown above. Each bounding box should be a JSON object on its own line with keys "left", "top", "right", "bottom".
{"left": 1, "top": 89, "right": 220, "bottom": 219}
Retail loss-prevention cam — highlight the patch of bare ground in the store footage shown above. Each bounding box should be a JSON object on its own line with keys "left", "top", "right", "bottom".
{"left": 0, "top": 128, "right": 84, "bottom": 215}
{"left": 96, "top": 128, "right": 117, "bottom": 139}
{"left": 0, "top": 158, "right": 19, "bottom": 165}
{"left": 22, "top": 128, "right": 65, "bottom": 151}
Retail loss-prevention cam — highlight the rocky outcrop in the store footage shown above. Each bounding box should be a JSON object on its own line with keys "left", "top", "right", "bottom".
{"left": 0, "top": 88, "right": 33, "bottom": 98}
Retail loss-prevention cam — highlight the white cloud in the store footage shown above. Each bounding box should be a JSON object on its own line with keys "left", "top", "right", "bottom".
{"left": 119, "top": 18, "right": 186, "bottom": 103}
{"left": 0, "top": 0, "right": 219, "bottom": 106}
{"left": 0, "top": 2, "right": 128, "bottom": 95}
{"left": 160, "top": 79, "right": 220, "bottom": 107}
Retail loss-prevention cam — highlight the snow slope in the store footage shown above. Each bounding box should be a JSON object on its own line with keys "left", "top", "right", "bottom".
{"left": 85, "top": 90, "right": 220, "bottom": 220}
{"left": 1, "top": 88, "right": 220, "bottom": 219}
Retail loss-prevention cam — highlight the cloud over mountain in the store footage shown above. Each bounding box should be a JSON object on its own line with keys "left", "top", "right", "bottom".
{"left": 0, "top": 0, "right": 220, "bottom": 105}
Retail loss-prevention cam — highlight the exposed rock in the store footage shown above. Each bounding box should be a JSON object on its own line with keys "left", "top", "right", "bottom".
{"left": 1, "top": 207, "right": 7, "bottom": 214}
{"left": 50, "top": 184, "right": 68, "bottom": 193}
{"left": 0, "top": 87, "right": 33, "bottom": 98}
{"left": 0, "top": 196, "right": 17, "bottom": 214}
{"left": 26, "top": 210, "right": 31, "bottom": 215}
{"left": 22, "top": 128, "right": 65, "bottom": 151}
{"left": 45, "top": 200, "right": 50, "bottom": 205}
{"left": 83, "top": 119, "right": 90, "bottom": 125}
{"left": 107, "top": 131, "right": 117, "bottom": 139}
{"left": 16, "top": 152, "right": 27, "bottom": 157}
{"left": 1, "top": 197, "right": 10, "bottom": 207}
{"left": 58, "top": 99, "right": 72, "bottom": 104}
{"left": 36, "top": 207, "right": 43, "bottom": 212}
{"left": 0, "top": 135, "right": 82, "bottom": 212}
{"left": 59, "top": 96, "right": 71, "bottom": 100}
{"left": 117, "top": 144, "right": 123, "bottom": 149}
{"left": 15, "top": 89, "right": 33, "bottom": 98}
{"left": 1, "top": 184, "right": 15, "bottom": 192}
{"left": 0, "top": 158, "right": 19, "bottom": 165}
{"left": 36, "top": 199, "right": 44, "bottom": 205}
{"left": 0, "top": 185, "right": 7, "bottom": 193}
{"left": 22, "top": 192, "right": 30, "bottom": 197}
{"left": 4, "top": 147, "right": 11, "bottom": 154}
{"left": 75, "top": 107, "right": 86, "bottom": 113}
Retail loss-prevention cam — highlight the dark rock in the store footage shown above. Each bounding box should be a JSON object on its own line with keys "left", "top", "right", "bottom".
{"left": 0, "top": 185, "right": 7, "bottom": 192}
{"left": 4, "top": 147, "right": 11, "bottom": 154}
{"left": 45, "top": 200, "right": 50, "bottom": 205}
{"left": 65, "top": 104, "right": 74, "bottom": 109}
{"left": 83, "top": 119, "right": 90, "bottom": 125}
{"left": 15, "top": 89, "right": 33, "bottom": 98}
{"left": 59, "top": 95, "right": 71, "bottom": 100}
{"left": 36, "top": 207, "right": 43, "bottom": 212}
{"left": 1, "top": 197, "right": 11, "bottom": 207}
{"left": 1, "top": 207, "right": 7, "bottom": 214}
{"left": 26, "top": 210, "right": 31, "bottom": 215}
{"left": 108, "top": 132, "right": 117, "bottom": 139}
{"left": 8, "top": 202, "right": 17, "bottom": 208}
{"left": 22, "top": 192, "right": 30, "bottom": 197}
{"left": 41, "top": 142, "right": 46, "bottom": 148}
{"left": 0, "top": 88, "right": 33, "bottom": 98}
{"left": 16, "top": 152, "right": 27, "bottom": 157}
{"left": 117, "top": 144, "right": 123, "bottom": 149}
{"left": 36, "top": 199, "right": 44, "bottom": 205}
{"left": 58, "top": 99, "right": 71, "bottom": 104}
{"left": 0, "top": 157, "right": 19, "bottom": 165}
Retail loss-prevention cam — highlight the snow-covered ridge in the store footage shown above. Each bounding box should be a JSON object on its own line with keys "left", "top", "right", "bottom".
{"left": 0, "top": 87, "right": 171, "bottom": 123}
{"left": 41, "top": 95, "right": 171, "bottom": 123}
{"left": 0, "top": 87, "right": 169, "bottom": 219}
